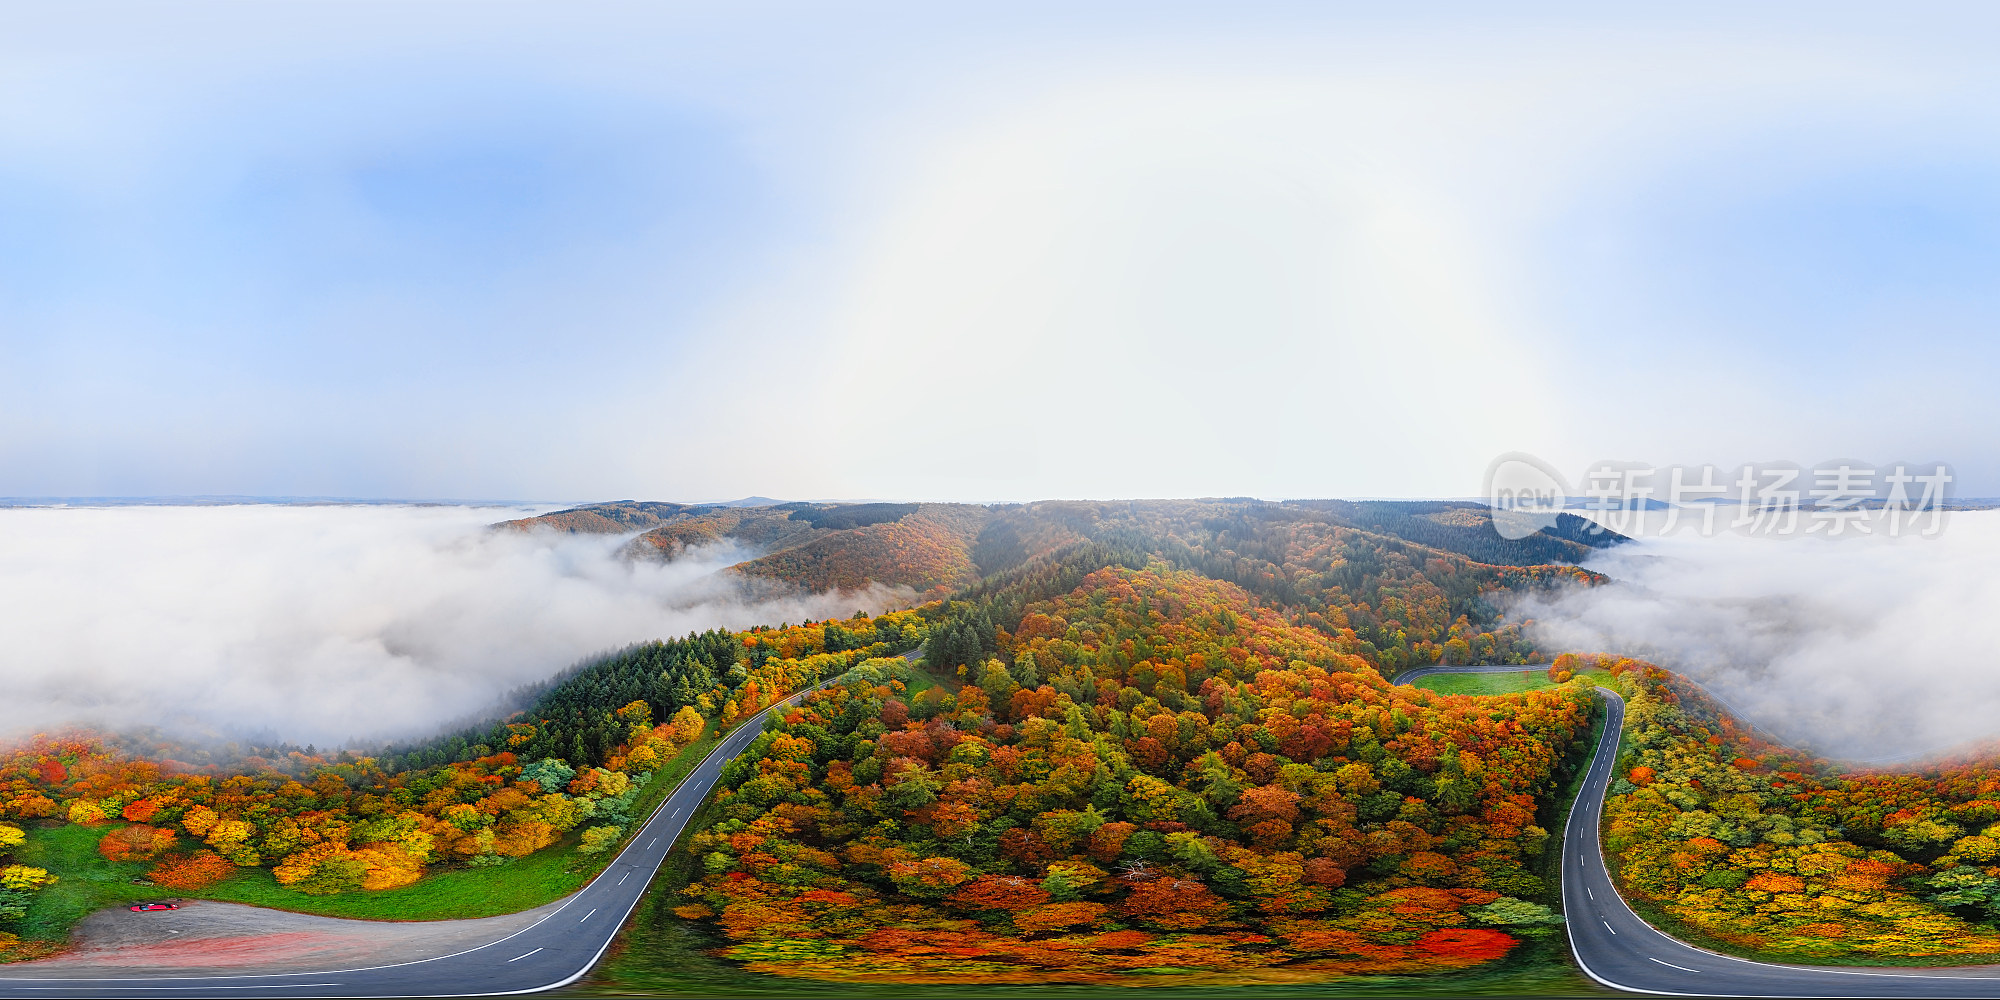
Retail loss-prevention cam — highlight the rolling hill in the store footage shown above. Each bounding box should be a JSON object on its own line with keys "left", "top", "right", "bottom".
{"left": 499, "top": 498, "right": 1623, "bottom": 606}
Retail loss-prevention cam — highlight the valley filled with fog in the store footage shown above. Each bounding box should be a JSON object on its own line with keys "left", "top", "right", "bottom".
{"left": 1518, "top": 509, "right": 2000, "bottom": 760}
{"left": 0, "top": 503, "right": 908, "bottom": 747}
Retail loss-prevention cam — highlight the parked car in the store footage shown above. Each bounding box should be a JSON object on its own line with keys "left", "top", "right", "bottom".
{"left": 128, "top": 902, "right": 179, "bottom": 912}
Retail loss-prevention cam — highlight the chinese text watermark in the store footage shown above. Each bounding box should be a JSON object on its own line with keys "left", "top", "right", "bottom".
{"left": 1484, "top": 453, "right": 1955, "bottom": 540}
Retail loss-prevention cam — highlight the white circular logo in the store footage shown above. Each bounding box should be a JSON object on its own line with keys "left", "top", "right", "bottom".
{"left": 1484, "top": 452, "right": 1570, "bottom": 540}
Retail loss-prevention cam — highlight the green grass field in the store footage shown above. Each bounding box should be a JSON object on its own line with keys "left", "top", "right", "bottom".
{"left": 1409, "top": 670, "right": 1615, "bottom": 697}
{"left": 904, "top": 671, "right": 940, "bottom": 699}
{"left": 11, "top": 823, "right": 168, "bottom": 941}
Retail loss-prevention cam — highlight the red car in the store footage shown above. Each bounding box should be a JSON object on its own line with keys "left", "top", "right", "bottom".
{"left": 129, "top": 902, "right": 179, "bottom": 912}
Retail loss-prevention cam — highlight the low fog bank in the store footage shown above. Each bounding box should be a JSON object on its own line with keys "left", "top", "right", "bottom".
{"left": 1513, "top": 510, "right": 2000, "bottom": 760}
{"left": 0, "top": 504, "right": 910, "bottom": 748}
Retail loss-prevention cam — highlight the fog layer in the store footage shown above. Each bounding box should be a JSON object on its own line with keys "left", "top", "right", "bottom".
{"left": 0, "top": 504, "right": 908, "bottom": 746}
{"left": 1517, "top": 510, "right": 2000, "bottom": 760}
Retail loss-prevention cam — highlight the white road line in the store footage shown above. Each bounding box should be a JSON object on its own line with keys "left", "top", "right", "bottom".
{"left": 1602, "top": 919, "right": 1616, "bottom": 935}
{"left": 13, "top": 986, "right": 345, "bottom": 991}
{"left": 1648, "top": 957, "right": 1702, "bottom": 973}
{"left": 647, "top": 837, "right": 658, "bottom": 849}
{"left": 1586, "top": 886, "right": 1594, "bottom": 900}
{"left": 581, "top": 907, "right": 598, "bottom": 922}
{"left": 618, "top": 872, "right": 630, "bottom": 885}
{"left": 507, "top": 948, "right": 543, "bottom": 963}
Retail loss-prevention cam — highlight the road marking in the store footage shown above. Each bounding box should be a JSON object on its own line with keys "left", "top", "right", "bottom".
{"left": 1586, "top": 886, "right": 1593, "bottom": 900}
{"left": 618, "top": 871, "right": 630, "bottom": 885}
{"left": 1602, "top": 919, "right": 1616, "bottom": 935}
{"left": 582, "top": 907, "right": 598, "bottom": 922}
{"left": 648, "top": 837, "right": 658, "bottom": 849}
{"left": 15, "top": 987, "right": 345, "bottom": 991}
{"left": 507, "top": 947, "right": 544, "bottom": 963}
{"left": 1648, "top": 957, "right": 1702, "bottom": 973}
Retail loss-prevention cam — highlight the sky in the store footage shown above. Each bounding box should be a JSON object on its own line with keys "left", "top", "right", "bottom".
{"left": 6, "top": 2, "right": 2000, "bottom": 502}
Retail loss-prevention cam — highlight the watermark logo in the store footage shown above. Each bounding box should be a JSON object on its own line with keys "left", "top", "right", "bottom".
{"left": 1485, "top": 452, "right": 1571, "bottom": 540}
{"left": 1486, "top": 455, "right": 1956, "bottom": 539}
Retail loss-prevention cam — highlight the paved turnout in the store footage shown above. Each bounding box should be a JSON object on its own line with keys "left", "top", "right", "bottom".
{"left": 0, "top": 660, "right": 888, "bottom": 999}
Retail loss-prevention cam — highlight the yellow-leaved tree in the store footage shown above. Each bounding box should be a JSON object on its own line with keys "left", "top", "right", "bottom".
{"left": 672, "top": 705, "right": 705, "bottom": 744}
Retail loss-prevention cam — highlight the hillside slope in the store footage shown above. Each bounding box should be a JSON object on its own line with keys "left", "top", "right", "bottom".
{"left": 499, "top": 498, "right": 1622, "bottom": 615}
{"left": 494, "top": 501, "right": 694, "bottom": 534}
{"left": 498, "top": 501, "right": 992, "bottom": 599}
{"left": 673, "top": 566, "right": 1596, "bottom": 985}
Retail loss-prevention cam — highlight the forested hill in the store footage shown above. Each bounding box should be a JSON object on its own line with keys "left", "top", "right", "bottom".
{"left": 495, "top": 500, "right": 694, "bottom": 534}
{"left": 496, "top": 498, "right": 1625, "bottom": 603}
{"left": 1287, "top": 502, "right": 1619, "bottom": 567}
{"left": 497, "top": 501, "right": 985, "bottom": 597}
{"left": 677, "top": 564, "right": 1600, "bottom": 986}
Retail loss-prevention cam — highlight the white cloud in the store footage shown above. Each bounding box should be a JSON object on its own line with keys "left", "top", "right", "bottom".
{"left": 1517, "top": 509, "right": 2000, "bottom": 759}
{"left": 0, "top": 504, "right": 906, "bottom": 747}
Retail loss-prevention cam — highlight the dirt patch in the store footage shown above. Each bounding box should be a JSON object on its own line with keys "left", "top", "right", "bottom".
{"left": 0, "top": 898, "right": 563, "bottom": 979}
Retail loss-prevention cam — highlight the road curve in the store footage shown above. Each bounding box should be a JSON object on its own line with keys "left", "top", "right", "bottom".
{"left": 1402, "top": 667, "right": 2000, "bottom": 997}
{"left": 1562, "top": 688, "right": 2000, "bottom": 997}
{"left": 0, "top": 661, "right": 890, "bottom": 999}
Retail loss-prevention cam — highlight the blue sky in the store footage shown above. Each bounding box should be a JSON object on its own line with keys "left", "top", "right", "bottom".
{"left": 6, "top": 2, "right": 2000, "bottom": 500}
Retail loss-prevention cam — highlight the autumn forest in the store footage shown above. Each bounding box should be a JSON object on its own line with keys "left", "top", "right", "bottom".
{"left": 4, "top": 498, "right": 1991, "bottom": 989}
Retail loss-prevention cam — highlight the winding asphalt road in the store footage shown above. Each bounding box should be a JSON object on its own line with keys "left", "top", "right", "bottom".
{"left": 0, "top": 658, "right": 891, "bottom": 998}
{"left": 1404, "top": 664, "right": 2000, "bottom": 997}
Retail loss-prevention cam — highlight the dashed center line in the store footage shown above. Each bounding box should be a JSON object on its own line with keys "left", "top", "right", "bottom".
{"left": 618, "top": 871, "right": 630, "bottom": 885}
{"left": 581, "top": 907, "right": 598, "bottom": 922}
{"left": 1602, "top": 919, "right": 1616, "bottom": 935}
{"left": 507, "top": 947, "right": 543, "bottom": 963}
{"left": 647, "top": 837, "right": 658, "bottom": 849}
{"left": 1649, "top": 957, "right": 1702, "bottom": 973}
